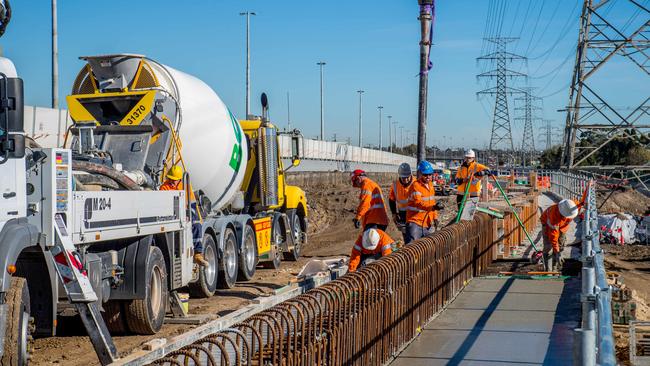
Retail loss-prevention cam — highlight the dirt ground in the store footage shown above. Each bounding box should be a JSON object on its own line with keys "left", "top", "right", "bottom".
{"left": 596, "top": 186, "right": 650, "bottom": 364}
{"left": 603, "top": 244, "right": 650, "bottom": 365}
{"left": 32, "top": 177, "right": 458, "bottom": 365}
{"left": 598, "top": 187, "right": 650, "bottom": 216}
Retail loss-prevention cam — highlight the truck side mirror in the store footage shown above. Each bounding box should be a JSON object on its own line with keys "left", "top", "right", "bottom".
{"left": 0, "top": 75, "right": 25, "bottom": 162}
{"left": 291, "top": 135, "right": 300, "bottom": 161}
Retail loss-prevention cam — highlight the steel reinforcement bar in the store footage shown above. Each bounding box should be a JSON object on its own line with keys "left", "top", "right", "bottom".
{"left": 146, "top": 213, "right": 498, "bottom": 366}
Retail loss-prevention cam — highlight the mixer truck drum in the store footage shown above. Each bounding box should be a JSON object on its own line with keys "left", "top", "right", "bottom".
{"left": 72, "top": 160, "right": 141, "bottom": 191}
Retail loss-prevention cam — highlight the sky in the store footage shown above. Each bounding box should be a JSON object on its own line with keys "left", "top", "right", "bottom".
{"left": 1, "top": 0, "right": 646, "bottom": 150}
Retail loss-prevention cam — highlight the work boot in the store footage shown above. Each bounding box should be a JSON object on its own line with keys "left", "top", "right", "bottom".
{"left": 194, "top": 253, "right": 209, "bottom": 267}
{"left": 543, "top": 253, "right": 552, "bottom": 272}
{"left": 553, "top": 252, "right": 562, "bottom": 272}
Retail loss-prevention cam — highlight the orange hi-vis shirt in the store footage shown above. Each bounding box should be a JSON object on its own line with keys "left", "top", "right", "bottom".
{"left": 349, "top": 229, "right": 394, "bottom": 272}
{"left": 455, "top": 161, "right": 489, "bottom": 196}
{"left": 540, "top": 203, "right": 573, "bottom": 252}
{"left": 389, "top": 179, "right": 413, "bottom": 213}
{"left": 406, "top": 180, "right": 438, "bottom": 227}
{"left": 355, "top": 178, "right": 389, "bottom": 227}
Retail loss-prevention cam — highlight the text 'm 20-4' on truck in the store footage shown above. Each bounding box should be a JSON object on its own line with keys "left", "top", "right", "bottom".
{"left": 0, "top": 54, "right": 307, "bottom": 364}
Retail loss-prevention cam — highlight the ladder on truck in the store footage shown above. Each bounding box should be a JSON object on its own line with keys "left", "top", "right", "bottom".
{"left": 51, "top": 213, "right": 118, "bottom": 365}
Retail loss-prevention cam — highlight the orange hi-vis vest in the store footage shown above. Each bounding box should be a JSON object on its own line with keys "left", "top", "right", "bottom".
{"left": 160, "top": 179, "right": 183, "bottom": 191}
{"left": 455, "top": 161, "right": 489, "bottom": 196}
{"left": 540, "top": 203, "right": 573, "bottom": 252}
{"left": 389, "top": 179, "right": 412, "bottom": 213}
{"left": 406, "top": 180, "right": 438, "bottom": 227}
{"left": 349, "top": 229, "right": 394, "bottom": 272}
{"left": 355, "top": 178, "right": 389, "bottom": 227}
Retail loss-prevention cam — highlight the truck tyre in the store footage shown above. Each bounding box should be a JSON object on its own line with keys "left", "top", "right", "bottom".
{"left": 284, "top": 209, "right": 305, "bottom": 261}
{"left": 262, "top": 219, "right": 283, "bottom": 269}
{"left": 237, "top": 224, "right": 258, "bottom": 281}
{"left": 125, "top": 246, "right": 167, "bottom": 334}
{"left": 189, "top": 234, "right": 219, "bottom": 298}
{"left": 102, "top": 301, "right": 128, "bottom": 334}
{"left": 217, "top": 227, "right": 239, "bottom": 289}
{"left": 2, "top": 277, "right": 32, "bottom": 366}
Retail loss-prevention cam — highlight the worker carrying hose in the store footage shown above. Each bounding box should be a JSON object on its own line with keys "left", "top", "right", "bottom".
{"left": 454, "top": 149, "right": 492, "bottom": 210}
{"left": 160, "top": 165, "right": 209, "bottom": 267}
{"left": 540, "top": 199, "right": 580, "bottom": 272}
{"left": 348, "top": 228, "right": 394, "bottom": 272}
{"left": 389, "top": 163, "right": 413, "bottom": 242}
{"left": 405, "top": 161, "right": 444, "bottom": 244}
{"left": 351, "top": 169, "right": 389, "bottom": 231}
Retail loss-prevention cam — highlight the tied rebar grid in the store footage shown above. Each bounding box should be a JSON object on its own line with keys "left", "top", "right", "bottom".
{"left": 148, "top": 213, "right": 501, "bottom": 366}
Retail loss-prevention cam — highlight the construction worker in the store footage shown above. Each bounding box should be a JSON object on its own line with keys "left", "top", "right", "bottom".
{"left": 160, "top": 165, "right": 209, "bottom": 267}
{"left": 348, "top": 228, "right": 394, "bottom": 272}
{"left": 351, "top": 169, "right": 389, "bottom": 231}
{"left": 389, "top": 163, "right": 413, "bottom": 242}
{"left": 540, "top": 199, "right": 579, "bottom": 272}
{"left": 405, "top": 161, "right": 444, "bottom": 244}
{"left": 454, "top": 149, "right": 492, "bottom": 210}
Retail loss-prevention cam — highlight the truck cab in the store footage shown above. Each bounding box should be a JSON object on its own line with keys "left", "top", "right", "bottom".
{"left": 239, "top": 114, "right": 308, "bottom": 268}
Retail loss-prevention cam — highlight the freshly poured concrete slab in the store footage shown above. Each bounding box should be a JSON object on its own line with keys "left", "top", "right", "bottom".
{"left": 391, "top": 277, "right": 580, "bottom": 366}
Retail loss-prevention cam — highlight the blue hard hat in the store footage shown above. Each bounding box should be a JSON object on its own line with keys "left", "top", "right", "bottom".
{"left": 417, "top": 160, "right": 434, "bottom": 175}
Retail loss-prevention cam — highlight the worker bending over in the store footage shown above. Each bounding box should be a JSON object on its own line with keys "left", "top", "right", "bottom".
{"left": 349, "top": 228, "right": 394, "bottom": 272}
{"left": 454, "top": 149, "right": 492, "bottom": 210}
{"left": 540, "top": 199, "right": 580, "bottom": 272}
{"left": 389, "top": 163, "right": 413, "bottom": 242}
{"left": 160, "top": 165, "right": 209, "bottom": 267}
{"left": 405, "top": 161, "right": 444, "bottom": 244}
{"left": 351, "top": 169, "right": 389, "bottom": 231}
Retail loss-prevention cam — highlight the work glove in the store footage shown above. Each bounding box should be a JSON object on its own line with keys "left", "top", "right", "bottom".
{"left": 433, "top": 219, "right": 440, "bottom": 231}
{"left": 433, "top": 202, "right": 445, "bottom": 211}
{"left": 455, "top": 178, "right": 463, "bottom": 185}
{"left": 558, "top": 233, "right": 567, "bottom": 250}
{"left": 353, "top": 218, "right": 361, "bottom": 229}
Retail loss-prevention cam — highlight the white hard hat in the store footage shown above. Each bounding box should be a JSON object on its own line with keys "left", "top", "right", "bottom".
{"left": 464, "top": 149, "right": 476, "bottom": 158}
{"left": 362, "top": 229, "right": 381, "bottom": 250}
{"left": 398, "top": 163, "right": 412, "bottom": 178}
{"left": 558, "top": 199, "right": 578, "bottom": 219}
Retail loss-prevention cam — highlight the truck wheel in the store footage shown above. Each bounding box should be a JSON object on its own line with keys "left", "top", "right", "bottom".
{"left": 2, "top": 277, "right": 32, "bottom": 366}
{"left": 102, "top": 301, "right": 128, "bottom": 334}
{"left": 237, "top": 224, "right": 258, "bottom": 281}
{"left": 125, "top": 246, "right": 167, "bottom": 334}
{"left": 189, "top": 234, "right": 219, "bottom": 298}
{"left": 217, "top": 227, "right": 239, "bottom": 289}
{"left": 284, "top": 209, "right": 305, "bottom": 261}
{"left": 262, "top": 219, "right": 283, "bottom": 269}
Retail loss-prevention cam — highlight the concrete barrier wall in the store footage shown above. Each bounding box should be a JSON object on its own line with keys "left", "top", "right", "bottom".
{"left": 23, "top": 106, "right": 72, "bottom": 148}
{"left": 279, "top": 135, "right": 415, "bottom": 173}
{"left": 285, "top": 171, "right": 395, "bottom": 187}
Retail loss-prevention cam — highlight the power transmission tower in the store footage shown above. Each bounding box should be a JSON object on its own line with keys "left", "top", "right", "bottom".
{"left": 561, "top": 0, "right": 650, "bottom": 169}
{"left": 514, "top": 88, "right": 541, "bottom": 153}
{"left": 477, "top": 37, "right": 527, "bottom": 153}
{"left": 538, "top": 119, "right": 555, "bottom": 150}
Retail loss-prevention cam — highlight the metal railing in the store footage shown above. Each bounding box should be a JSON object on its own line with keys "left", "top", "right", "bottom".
{"left": 548, "top": 172, "right": 616, "bottom": 366}
{"left": 577, "top": 180, "right": 616, "bottom": 365}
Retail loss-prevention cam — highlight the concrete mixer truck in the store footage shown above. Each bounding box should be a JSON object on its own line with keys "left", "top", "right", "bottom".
{"left": 0, "top": 54, "right": 307, "bottom": 364}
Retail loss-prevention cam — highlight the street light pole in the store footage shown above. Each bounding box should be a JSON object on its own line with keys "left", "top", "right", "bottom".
{"left": 377, "top": 106, "right": 383, "bottom": 150}
{"left": 387, "top": 115, "right": 393, "bottom": 152}
{"left": 240, "top": 11, "right": 256, "bottom": 118}
{"left": 317, "top": 61, "right": 326, "bottom": 140}
{"left": 52, "top": 0, "right": 58, "bottom": 108}
{"left": 400, "top": 126, "right": 404, "bottom": 149}
{"left": 393, "top": 121, "right": 398, "bottom": 151}
{"left": 357, "top": 90, "right": 365, "bottom": 147}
